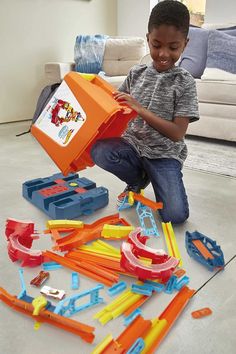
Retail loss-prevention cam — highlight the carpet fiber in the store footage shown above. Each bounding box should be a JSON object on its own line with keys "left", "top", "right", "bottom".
{"left": 185, "top": 136, "right": 236, "bottom": 177}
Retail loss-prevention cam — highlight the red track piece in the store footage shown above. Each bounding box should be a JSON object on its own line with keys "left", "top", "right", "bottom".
{"left": 5, "top": 218, "right": 43, "bottom": 267}
{"left": 121, "top": 242, "right": 179, "bottom": 282}
{"left": 128, "top": 228, "right": 168, "bottom": 263}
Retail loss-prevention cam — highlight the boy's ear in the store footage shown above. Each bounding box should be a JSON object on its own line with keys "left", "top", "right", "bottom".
{"left": 146, "top": 33, "right": 149, "bottom": 42}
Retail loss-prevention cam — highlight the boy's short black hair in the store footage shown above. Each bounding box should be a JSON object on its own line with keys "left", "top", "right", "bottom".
{"left": 148, "top": 0, "right": 190, "bottom": 37}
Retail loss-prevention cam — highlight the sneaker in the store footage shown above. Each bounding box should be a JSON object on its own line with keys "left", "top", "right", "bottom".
{"left": 117, "top": 173, "right": 150, "bottom": 210}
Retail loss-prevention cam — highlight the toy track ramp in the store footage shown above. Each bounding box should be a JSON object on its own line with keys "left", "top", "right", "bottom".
{"left": 0, "top": 287, "right": 95, "bottom": 343}
{"left": 31, "top": 72, "right": 137, "bottom": 175}
{"left": 22, "top": 172, "right": 108, "bottom": 219}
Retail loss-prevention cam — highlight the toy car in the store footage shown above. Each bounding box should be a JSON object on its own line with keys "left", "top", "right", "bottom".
{"left": 30, "top": 271, "right": 49, "bottom": 287}
{"left": 40, "top": 285, "right": 66, "bottom": 300}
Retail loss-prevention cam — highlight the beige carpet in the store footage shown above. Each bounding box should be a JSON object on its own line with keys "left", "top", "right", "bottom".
{"left": 185, "top": 136, "right": 236, "bottom": 177}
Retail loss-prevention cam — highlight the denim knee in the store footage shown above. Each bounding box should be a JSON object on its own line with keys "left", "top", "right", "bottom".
{"left": 159, "top": 206, "right": 189, "bottom": 224}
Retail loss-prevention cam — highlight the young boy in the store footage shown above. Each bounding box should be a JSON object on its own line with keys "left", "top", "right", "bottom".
{"left": 91, "top": 0, "right": 199, "bottom": 224}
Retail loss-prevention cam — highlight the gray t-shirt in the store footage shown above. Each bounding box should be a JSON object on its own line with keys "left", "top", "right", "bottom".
{"left": 119, "top": 63, "right": 199, "bottom": 165}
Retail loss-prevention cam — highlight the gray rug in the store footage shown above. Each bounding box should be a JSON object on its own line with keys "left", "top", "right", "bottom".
{"left": 185, "top": 137, "right": 236, "bottom": 178}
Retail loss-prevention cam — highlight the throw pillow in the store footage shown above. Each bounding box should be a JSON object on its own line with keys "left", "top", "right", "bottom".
{"left": 201, "top": 30, "right": 236, "bottom": 81}
{"left": 74, "top": 34, "right": 108, "bottom": 74}
{"left": 178, "top": 27, "right": 209, "bottom": 78}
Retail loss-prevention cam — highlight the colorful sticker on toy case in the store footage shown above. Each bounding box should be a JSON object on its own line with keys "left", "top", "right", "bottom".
{"left": 35, "top": 81, "right": 86, "bottom": 146}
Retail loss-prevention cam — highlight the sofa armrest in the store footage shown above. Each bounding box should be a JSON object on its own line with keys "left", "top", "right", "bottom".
{"left": 45, "top": 62, "right": 75, "bottom": 83}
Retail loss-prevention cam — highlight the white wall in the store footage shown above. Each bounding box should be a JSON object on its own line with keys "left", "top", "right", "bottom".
{"left": 0, "top": 0, "right": 117, "bottom": 123}
{"left": 117, "top": 0, "right": 152, "bottom": 39}
{"left": 205, "top": 0, "right": 236, "bottom": 24}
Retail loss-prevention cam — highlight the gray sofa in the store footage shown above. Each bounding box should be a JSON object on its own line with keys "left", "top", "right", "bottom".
{"left": 45, "top": 33, "right": 236, "bottom": 142}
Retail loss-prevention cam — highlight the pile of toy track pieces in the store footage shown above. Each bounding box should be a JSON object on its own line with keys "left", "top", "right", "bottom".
{"left": 1, "top": 210, "right": 224, "bottom": 354}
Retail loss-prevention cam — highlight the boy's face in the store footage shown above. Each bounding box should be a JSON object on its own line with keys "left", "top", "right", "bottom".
{"left": 147, "top": 25, "right": 188, "bottom": 72}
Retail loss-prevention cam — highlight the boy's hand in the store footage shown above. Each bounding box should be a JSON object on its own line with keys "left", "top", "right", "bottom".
{"left": 112, "top": 92, "right": 143, "bottom": 115}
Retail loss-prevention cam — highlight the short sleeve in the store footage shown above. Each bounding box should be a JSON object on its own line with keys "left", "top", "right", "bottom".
{"left": 174, "top": 75, "right": 199, "bottom": 123}
{"left": 118, "top": 71, "right": 131, "bottom": 93}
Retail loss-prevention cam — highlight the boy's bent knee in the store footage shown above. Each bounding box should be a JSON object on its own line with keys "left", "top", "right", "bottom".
{"left": 160, "top": 208, "right": 189, "bottom": 225}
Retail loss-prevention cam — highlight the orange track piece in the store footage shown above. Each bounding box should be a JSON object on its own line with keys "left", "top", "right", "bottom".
{"left": 132, "top": 193, "right": 163, "bottom": 210}
{"left": 147, "top": 286, "right": 195, "bottom": 353}
{"left": 173, "top": 269, "right": 186, "bottom": 278}
{"left": 66, "top": 251, "right": 123, "bottom": 272}
{"left": 53, "top": 214, "right": 129, "bottom": 252}
{"left": 191, "top": 307, "right": 212, "bottom": 319}
{"left": 102, "top": 315, "right": 152, "bottom": 353}
{"left": 192, "top": 239, "right": 214, "bottom": 260}
{"left": 0, "top": 287, "right": 95, "bottom": 343}
{"left": 43, "top": 251, "right": 118, "bottom": 286}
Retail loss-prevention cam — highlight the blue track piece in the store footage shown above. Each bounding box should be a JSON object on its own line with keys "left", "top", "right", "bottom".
{"left": 22, "top": 172, "right": 109, "bottom": 219}
{"left": 136, "top": 202, "right": 159, "bottom": 237}
{"left": 175, "top": 276, "right": 190, "bottom": 291}
{"left": 107, "top": 281, "right": 127, "bottom": 297}
{"left": 185, "top": 230, "right": 225, "bottom": 271}
{"left": 127, "top": 338, "right": 145, "bottom": 354}
{"left": 42, "top": 261, "right": 62, "bottom": 271}
{"left": 164, "top": 275, "right": 178, "bottom": 294}
{"left": 131, "top": 284, "right": 153, "bottom": 296}
{"left": 71, "top": 272, "right": 80, "bottom": 290}
{"left": 54, "top": 284, "right": 104, "bottom": 317}
{"left": 17, "top": 268, "right": 27, "bottom": 299}
{"left": 124, "top": 308, "right": 142, "bottom": 326}
{"left": 144, "top": 280, "right": 165, "bottom": 293}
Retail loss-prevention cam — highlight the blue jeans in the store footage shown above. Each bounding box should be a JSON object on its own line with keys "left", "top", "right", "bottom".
{"left": 91, "top": 137, "right": 189, "bottom": 224}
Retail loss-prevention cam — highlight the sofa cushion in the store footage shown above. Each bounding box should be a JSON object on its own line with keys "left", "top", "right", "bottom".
{"left": 102, "top": 37, "right": 146, "bottom": 76}
{"left": 196, "top": 79, "right": 236, "bottom": 105}
{"left": 178, "top": 27, "right": 209, "bottom": 78}
{"left": 102, "top": 75, "right": 126, "bottom": 89}
{"left": 201, "top": 31, "right": 236, "bottom": 80}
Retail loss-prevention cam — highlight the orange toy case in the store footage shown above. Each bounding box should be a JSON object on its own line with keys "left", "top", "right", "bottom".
{"left": 31, "top": 72, "right": 137, "bottom": 175}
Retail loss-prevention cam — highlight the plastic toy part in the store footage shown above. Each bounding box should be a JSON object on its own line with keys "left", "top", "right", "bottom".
{"left": 32, "top": 295, "right": 48, "bottom": 316}
{"left": 5, "top": 219, "right": 43, "bottom": 267}
{"left": 107, "top": 281, "right": 127, "bottom": 297}
{"left": 23, "top": 173, "right": 108, "bottom": 219}
{"left": 191, "top": 307, "right": 212, "bottom": 319}
{"left": 124, "top": 308, "right": 142, "bottom": 326}
{"left": 40, "top": 285, "right": 66, "bottom": 300}
{"left": 49, "top": 213, "right": 130, "bottom": 252}
{"left": 71, "top": 272, "right": 80, "bottom": 290}
{"left": 101, "top": 224, "right": 135, "bottom": 239}
{"left": 162, "top": 222, "right": 183, "bottom": 267}
{"left": 47, "top": 219, "right": 84, "bottom": 229}
{"left": 43, "top": 250, "right": 119, "bottom": 287}
{"left": 54, "top": 284, "right": 104, "bottom": 317}
{"left": 120, "top": 242, "right": 179, "bottom": 282}
{"left": 30, "top": 271, "right": 50, "bottom": 287}
{"left": 94, "top": 288, "right": 147, "bottom": 325}
{"left": 173, "top": 268, "right": 186, "bottom": 278}
{"left": 141, "top": 286, "right": 195, "bottom": 353}
{"left": 175, "top": 276, "right": 190, "bottom": 291}
{"left": 42, "top": 261, "right": 62, "bottom": 271}
{"left": 128, "top": 228, "right": 168, "bottom": 263}
{"left": 17, "top": 268, "right": 27, "bottom": 299}
{"left": 164, "top": 275, "right": 178, "bottom": 294}
{"left": 131, "top": 284, "right": 153, "bottom": 297}
{"left": 97, "top": 315, "right": 152, "bottom": 353}
{"left": 185, "top": 230, "right": 225, "bottom": 271}
{"left": 136, "top": 202, "right": 159, "bottom": 237}
{"left": 127, "top": 337, "right": 145, "bottom": 353}
{"left": 0, "top": 286, "right": 95, "bottom": 343}
{"left": 31, "top": 72, "right": 137, "bottom": 175}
